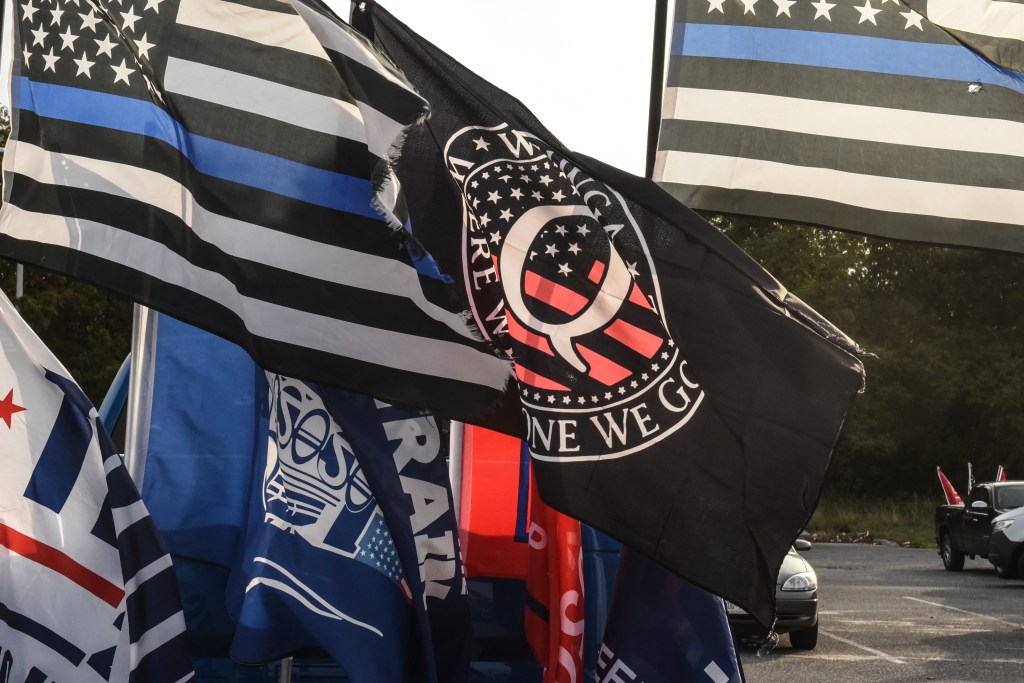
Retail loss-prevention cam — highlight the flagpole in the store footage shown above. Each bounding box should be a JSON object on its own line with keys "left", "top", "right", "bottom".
{"left": 278, "top": 657, "right": 293, "bottom": 683}
{"left": 645, "top": 0, "right": 671, "bottom": 179}
{"left": 448, "top": 420, "right": 465, "bottom": 521}
{"left": 124, "top": 303, "right": 157, "bottom": 485}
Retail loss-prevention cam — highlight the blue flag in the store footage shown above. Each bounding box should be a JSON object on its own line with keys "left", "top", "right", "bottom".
{"left": 226, "top": 374, "right": 416, "bottom": 681}
{"left": 321, "top": 389, "right": 474, "bottom": 683}
{"left": 137, "top": 313, "right": 266, "bottom": 568}
{"left": 597, "top": 546, "right": 744, "bottom": 683}
{"left": 136, "top": 312, "right": 471, "bottom": 681}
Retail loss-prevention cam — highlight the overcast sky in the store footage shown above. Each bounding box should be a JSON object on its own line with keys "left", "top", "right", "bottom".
{"left": 345, "top": 1, "right": 658, "bottom": 174}
{"left": 2, "top": 1, "right": 657, "bottom": 174}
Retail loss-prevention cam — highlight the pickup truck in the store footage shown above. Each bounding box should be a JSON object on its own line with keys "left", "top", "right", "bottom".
{"left": 936, "top": 481, "right": 1024, "bottom": 572}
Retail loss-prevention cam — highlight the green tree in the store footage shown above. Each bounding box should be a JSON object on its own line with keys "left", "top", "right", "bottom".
{"left": 0, "top": 106, "right": 9, "bottom": 148}
{"left": 712, "top": 214, "right": 1024, "bottom": 498}
{"left": 0, "top": 262, "right": 132, "bottom": 405}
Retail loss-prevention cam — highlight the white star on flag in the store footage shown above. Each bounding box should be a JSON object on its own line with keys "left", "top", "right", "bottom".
{"left": 773, "top": 0, "right": 796, "bottom": 17}
{"left": 74, "top": 52, "right": 95, "bottom": 77}
{"left": 900, "top": 8, "right": 924, "bottom": 30}
{"left": 707, "top": 0, "right": 726, "bottom": 13}
{"left": 135, "top": 34, "right": 155, "bottom": 59}
{"left": 95, "top": 34, "right": 117, "bottom": 58}
{"left": 30, "top": 25, "right": 48, "bottom": 47}
{"left": 58, "top": 26, "right": 78, "bottom": 51}
{"left": 740, "top": 0, "right": 758, "bottom": 15}
{"left": 120, "top": 7, "right": 141, "bottom": 32}
{"left": 22, "top": 0, "right": 39, "bottom": 22}
{"left": 111, "top": 58, "right": 134, "bottom": 85}
{"left": 855, "top": 0, "right": 882, "bottom": 25}
{"left": 810, "top": 0, "right": 836, "bottom": 20}
{"left": 78, "top": 8, "right": 100, "bottom": 32}
{"left": 41, "top": 47, "right": 60, "bottom": 72}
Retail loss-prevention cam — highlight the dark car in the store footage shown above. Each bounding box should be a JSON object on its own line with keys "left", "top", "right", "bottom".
{"left": 726, "top": 540, "right": 819, "bottom": 649}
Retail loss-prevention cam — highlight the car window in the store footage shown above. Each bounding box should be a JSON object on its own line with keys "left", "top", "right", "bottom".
{"left": 995, "top": 485, "right": 1024, "bottom": 509}
{"left": 967, "top": 487, "right": 991, "bottom": 506}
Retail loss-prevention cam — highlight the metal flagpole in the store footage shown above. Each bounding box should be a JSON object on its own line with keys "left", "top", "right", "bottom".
{"left": 646, "top": 0, "right": 671, "bottom": 179}
{"left": 278, "top": 657, "right": 293, "bottom": 683}
{"left": 123, "top": 303, "right": 158, "bottom": 484}
{"left": 448, "top": 421, "right": 465, "bottom": 522}
{"left": 5, "top": 0, "right": 15, "bottom": 304}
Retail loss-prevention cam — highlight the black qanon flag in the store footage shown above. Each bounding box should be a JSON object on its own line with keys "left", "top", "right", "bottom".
{"left": 356, "top": 2, "right": 865, "bottom": 627}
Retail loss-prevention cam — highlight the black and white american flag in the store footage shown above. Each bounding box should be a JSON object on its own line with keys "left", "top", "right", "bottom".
{"left": 656, "top": 0, "right": 1024, "bottom": 253}
{"left": 0, "top": 0, "right": 512, "bottom": 419}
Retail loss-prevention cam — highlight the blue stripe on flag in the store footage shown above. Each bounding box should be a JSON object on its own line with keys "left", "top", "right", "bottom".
{"left": 126, "top": 567, "right": 185, "bottom": 644}
{"left": 130, "top": 631, "right": 195, "bottom": 683}
{"left": 91, "top": 498, "right": 118, "bottom": 547}
{"left": 672, "top": 24, "right": 1024, "bottom": 94}
{"left": 0, "top": 601, "right": 86, "bottom": 665}
{"left": 514, "top": 440, "right": 530, "bottom": 544}
{"left": 24, "top": 668, "right": 47, "bottom": 683}
{"left": 22, "top": 382, "right": 93, "bottom": 514}
{"left": 116, "top": 513, "right": 170, "bottom": 572}
{"left": 105, "top": 459, "right": 142, "bottom": 509}
{"left": 13, "top": 77, "right": 382, "bottom": 219}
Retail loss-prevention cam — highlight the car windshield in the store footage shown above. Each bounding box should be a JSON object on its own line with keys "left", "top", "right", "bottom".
{"left": 995, "top": 485, "right": 1024, "bottom": 510}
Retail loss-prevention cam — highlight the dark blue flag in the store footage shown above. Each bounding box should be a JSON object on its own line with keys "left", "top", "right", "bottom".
{"left": 225, "top": 374, "right": 417, "bottom": 682}
{"left": 320, "top": 389, "right": 474, "bottom": 683}
{"left": 136, "top": 312, "right": 266, "bottom": 568}
{"left": 597, "top": 546, "right": 744, "bottom": 683}
{"left": 134, "top": 312, "right": 471, "bottom": 681}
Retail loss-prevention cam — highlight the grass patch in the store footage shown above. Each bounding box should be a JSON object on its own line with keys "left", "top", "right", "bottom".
{"left": 805, "top": 494, "right": 938, "bottom": 548}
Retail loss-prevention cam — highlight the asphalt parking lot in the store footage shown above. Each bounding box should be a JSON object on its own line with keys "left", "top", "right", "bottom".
{"left": 737, "top": 543, "right": 1024, "bottom": 683}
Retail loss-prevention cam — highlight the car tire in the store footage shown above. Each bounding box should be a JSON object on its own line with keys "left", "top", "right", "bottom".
{"left": 941, "top": 533, "right": 965, "bottom": 571}
{"left": 789, "top": 623, "right": 818, "bottom": 650}
{"left": 1016, "top": 549, "right": 1024, "bottom": 580}
{"left": 994, "top": 561, "right": 1017, "bottom": 579}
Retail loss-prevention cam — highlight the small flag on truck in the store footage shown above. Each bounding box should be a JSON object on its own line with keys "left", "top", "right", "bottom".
{"left": 937, "top": 467, "right": 963, "bottom": 506}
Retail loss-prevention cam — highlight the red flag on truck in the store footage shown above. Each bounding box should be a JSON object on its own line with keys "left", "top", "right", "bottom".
{"left": 937, "top": 467, "right": 964, "bottom": 506}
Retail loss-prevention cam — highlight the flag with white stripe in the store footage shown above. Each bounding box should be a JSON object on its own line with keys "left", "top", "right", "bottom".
{"left": 655, "top": 0, "right": 1024, "bottom": 253}
{"left": 0, "top": 0, "right": 512, "bottom": 422}
{"left": 0, "top": 288, "right": 194, "bottom": 683}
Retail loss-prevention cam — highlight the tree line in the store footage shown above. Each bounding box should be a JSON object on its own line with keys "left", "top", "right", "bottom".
{"left": 715, "top": 215, "right": 1024, "bottom": 498}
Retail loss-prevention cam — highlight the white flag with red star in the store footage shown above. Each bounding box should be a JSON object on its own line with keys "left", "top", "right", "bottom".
{"left": 0, "top": 288, "right": 194, "bottom": 683}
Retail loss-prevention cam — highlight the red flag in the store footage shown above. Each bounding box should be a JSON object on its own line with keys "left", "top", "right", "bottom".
{"left": 524, "top": 470, "right": 584, "bottom": 683}
{"left": 937, "top": 467, "right": 964, "bottom": 506}
{"left": 458, "top": 425, "right": 529, "bottom": 579}
{"left": 457, "top": 425, "right": 585, "bottom": 681}
{"left": 997, "top": 465, "right": 1007, "bottom": 481}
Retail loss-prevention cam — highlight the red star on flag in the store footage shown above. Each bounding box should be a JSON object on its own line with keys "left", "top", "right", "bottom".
{"left": 0, "top": 389, "right": 27, "bottom": 428}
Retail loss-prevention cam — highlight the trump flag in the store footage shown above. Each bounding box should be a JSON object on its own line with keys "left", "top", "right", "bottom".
{"left": 0, "top": 289, "right": 194, "bottom": 683}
